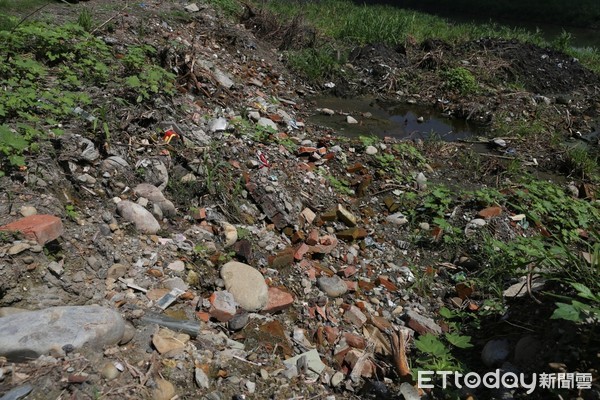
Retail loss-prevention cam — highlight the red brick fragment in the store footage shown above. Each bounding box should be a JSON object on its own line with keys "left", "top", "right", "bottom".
{"left": 0, "top": 214, "right": 63, "bottom": 245}
{"left": 262, "top": 286, "right": 295, "bottom": 314}
{"left": 306, "top": 229, "right": 319, "bottom": 245}
{"left": 478, "top": 206, "right": 502, "bottom": 218}
{"left": 294, "top": 243, "right": 310, "bottom": 261}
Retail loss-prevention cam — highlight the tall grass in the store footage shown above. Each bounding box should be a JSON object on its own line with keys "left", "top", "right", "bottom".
{"left": 259, "top": 0, "right": 547, "bottom": 46}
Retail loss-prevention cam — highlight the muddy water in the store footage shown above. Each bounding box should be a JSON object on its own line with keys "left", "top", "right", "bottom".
{"left": 309, "top": 96, "right": 487, "bottom": 141}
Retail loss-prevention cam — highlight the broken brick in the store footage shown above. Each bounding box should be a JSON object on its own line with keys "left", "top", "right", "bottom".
{"left": 269, "top": 247, "right": 295, "bottom": 269}
{"left": 294, "top": 243, "right": 310, "bottom": 261}
{"left": 209, "top": 291, "right": 237, "bottom": 322}
{"left": 344, "top": 333, "right": 367, "bottom": 349}
{"left": 262, "top": 286, "right": 294, "bottom": 314}
{"left": 406, "top": 310, "right": 442, "bottom": 335}
{"left": 306, "top": 229, "right": 319, "bottom": 245}
{"left": 0, "top": 214, "right": 63, "bottom": 245}
{"left": 344, "top": 305, "right": 367, "bottom": 327}
{"left": 478, "top": 206, "right": 502, "bottom": 219}
{"left": 291, "top": 230, "right": 305, "bottom": 244}
{"left": 376, "top": 276, "right": 398, "bottom": 292}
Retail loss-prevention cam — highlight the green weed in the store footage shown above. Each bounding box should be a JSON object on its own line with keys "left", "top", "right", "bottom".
{"left": 563, "top": 146, "right": 599, "bottom": 181}
{"left": 77, "top": 8, "right": 93, "bottom": 32}
{"left": 442, "top": 67, "right": 478, "bottom": 94}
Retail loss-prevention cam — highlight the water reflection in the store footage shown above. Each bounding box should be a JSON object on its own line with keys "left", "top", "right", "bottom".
{"left": 309, "top": 97, "right": 486, "bottom": 141}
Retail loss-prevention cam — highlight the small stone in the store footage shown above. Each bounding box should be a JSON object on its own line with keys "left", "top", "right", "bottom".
{"left": 208, "top": 117, "right": 228, "bottom": 133}
{"left": 347, "top": 116, "right": 358, "bottom": 124}
{"left": 321, "top": 108, "right": 334, "bottom": 116}
{"left": 221, "top": 261, "right": 268, "bottom": 311}
{"left": 246, "top": 381, "right": 256, "bottom": 394}
{"left": 513, "top": 335, "right": 541, "bottom": 368}
{"left": 209, "top": 291, "right": 237, "bottom": 322}
{"left": 228, "top": 311, "right": 249, "bottom": 331}
{"left": 365, "top": 145, "right": 377, "bottom": 155}
{"left": 258, "top": 117, "right": 278, "bottom": 131}
{"left": 465, "top": 218, "right": 487, "bottom": 236}
{"left": 120, "top": 323, "right": 136, "bottom": 345}
{"left": 330, "top": 371, "right": 344, "bottom": 387}
{"left": 167, "top": 260, "right": 185, "bottom": 272}
{"left": 162, "top": 277, "right": 188, "bottom": 292}
{"left": 153, "top": 378, "right": 175, "bottom": 400}
{"left": 47, "top": 261, "right": 64, "bottom": 277}
{"left": 248, "top": 111, "right": 260, "bottom": 121}
{"left": 184, "top": 3, "right": 200, "bottom": 12}
{"left": 416, "top": 116, "right": 424, "bottom": 123}
{"left": 195, "top": 367, "right": 210, "bottom": 389}
{"left": 405, "top": 310, "right": 442, "bottom": 335}
{"left": 8, "top": 242, "right": 30, "bottom": 255}
{"left": 300, "top": 208, "right": 316, "bottom": 225}
{"left": 152, "top": 328, "right": 190, "bottom": 356}
{"left": 107, "top": 263, "right": 128, "bottom": 280}
{"left": 481, "top": 339, "right": 510, "bottom": 367}
{"left": 19, "top": 206, "right": 37, "bottom": 217}
{"left": 221, "top": 222, "right": 237, "bottom": 248}
{"left": 491, "top": 138, "right": 507, "bottom": 147}
{"left": 386, "top": 212, "right": 408, "bottom": 225}
{"left": 318, "top": 275, "right": 348, "bottom": 297}
{"left": 101, "top": 362, "right": 120, "bottom": 380}
{"left": 116, "top": 201, "right": 160, "bottom": 234}
{"left": 22, "top": 256, "right": 34, "bottom": 264}
{"left": 336, "top": 204, "right": 357, "bottom": 227}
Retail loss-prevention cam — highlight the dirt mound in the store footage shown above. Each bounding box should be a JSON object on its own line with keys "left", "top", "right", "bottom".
{"left": 467, "top": 38, "right": 600, "bottom": 94}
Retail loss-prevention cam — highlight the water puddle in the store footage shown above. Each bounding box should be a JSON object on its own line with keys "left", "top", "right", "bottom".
{"left": 309, "top": 96, "right": 487, "bottom": 141}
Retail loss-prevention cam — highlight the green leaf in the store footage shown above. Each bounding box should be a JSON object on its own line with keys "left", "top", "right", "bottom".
{"left": 438, "top": 307, "right": 455, "bottom": 319}
{"left": 570, "top": 282, "right": 599, "bottom": 302}
{"left": 0, "top": 126, "right": 29, "bottom": 151}
{"left": 414, "top": 334, "right": 449, "bottom": 357}
{"left": 445, "top": 333, "right": 474, "bottom": 349}
{"left": 8, "top": 154, "right": 25, "bottom": 166}
{"left": 551, "top": 302, "right": 581, "bottom": 321}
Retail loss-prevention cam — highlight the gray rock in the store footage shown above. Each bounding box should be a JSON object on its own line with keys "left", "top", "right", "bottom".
{"left": 134, "top": 183, "right": 176, "bottom": 217}
{"left": 317, "top": 275, "right": 348, "bottom": 297}
{"left": 0, "top": 384, "right": 33, "bottom": 400}
{"left": 116, "top": 200, "right": 160, "bottom": 234}
{"left": 162, "top": 277, "right": 188, "bottom": 292}
{"left": 228, "top": 312, "right": 249, "bottom": 331}
{"left": 214, "top": 70, "right": 234, "bottom": 89}
{"left": 248, "top": 111, "right": 261, "bottom": 121}
{"left": 8, "top": 242, "right": 30, "bottom": 255}
{"left": 257, "top": 117, "right": 277, "bottom": 131}
{"left": 195, "top": 367, "right": 210, "bottom": 388}
{"left": 184, "top": 3, "right": 200, "bottom": 12}
{"left": 513, "top": 335, "right": 541, "bottom": 368}
{"left": 136, "top": 158, "right": 169, "bottom": 191}
{"left": 386, "top": 212, "right": 408, "bottom": 225}
{"left": 79, "top": 137, "right": 100, "bottom": 162}
{"left": 346, "top": 115, "right": 358, "bottom": 124}
{"left": 482, "top": 339, "right": 510, "bottom": 367}
{"left": 0, "top": 306, "right": 125, "bottom": 360}
{"left": 365, "top": 145, "right": 377, "bottom": 155}
{"left": 208, "top": 117, "right": 228, "bottom": 133}
{"left": 101, "top": 156, "right": 129, "bottom": 173}
{"left": 19, "top": 206, "right": 37, "bottom": 217}
{"left": 220, "top": 261, "right": 268, "bottom": 311}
